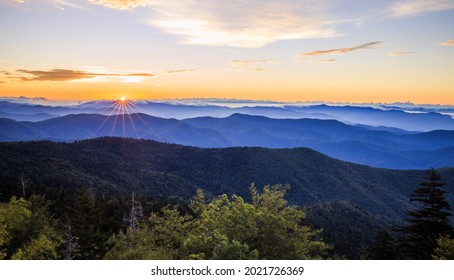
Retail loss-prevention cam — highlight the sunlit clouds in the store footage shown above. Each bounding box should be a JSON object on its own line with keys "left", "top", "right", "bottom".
{"left": 11, "top": 69, "right": 154, "bottom": 83}
{"left": 441, "top": 40, "right": 454, "bottom": 46}
{"left": 229, "top": 60, "right": 276, "bottom": 72}
{"left": 387, "top": 51, "right": 417, "bottom": 57}
{"left": 142, "top": 0, "right": 339, "bottom": 48}
{"left": 88, "top": 0, "right": 151, "bottom": 10}
{"left": 388, "top": 0, "right": 454, "bottom": 17}
{"left": 1, "top": 1, "right": 454, "bottom": 104}
{"left": 164, "top": 69, "right": 195, "bottom": 74}
{"left": 299, "top": 41, "right": 382, "bottom": 56}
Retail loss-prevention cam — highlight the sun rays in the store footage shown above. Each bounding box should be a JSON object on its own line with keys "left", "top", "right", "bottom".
{"left": 95, "top": 97, "right": 151, "bottom": 138}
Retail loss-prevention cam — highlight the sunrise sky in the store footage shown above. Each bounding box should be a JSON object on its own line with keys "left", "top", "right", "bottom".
{"left": 1, "top": 0, "right": 454, "bottom": 104}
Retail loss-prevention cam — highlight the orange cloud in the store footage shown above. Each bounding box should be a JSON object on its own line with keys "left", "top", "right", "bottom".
{"left": 88, "top": 0, "right": 151, "bottom": 10}
{"left": 13, "top": 69, "right": 154, "bottom": 82}
{"left": 441, "top": 40, "right": 454, "bottom": 46}
{"left": 387, "top": 51, "right": 416, "bottom": 56}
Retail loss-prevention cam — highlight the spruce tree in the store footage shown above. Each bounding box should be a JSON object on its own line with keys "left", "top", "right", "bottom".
{"left": 397, "top": 168, "right": 453, "bottom": 259}
{"left": 366, "top": 229, "right": 398, "bottom": 260}
{"left": 70, "top": 187, "right": 105, "bottom": 259}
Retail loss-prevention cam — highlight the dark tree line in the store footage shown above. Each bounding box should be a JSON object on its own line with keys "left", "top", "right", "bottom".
{"left": 367, "top": 168, "right": 454, "bottom": 259}
{"left": 2, "top": 168, "right": 453, "bottom": 260}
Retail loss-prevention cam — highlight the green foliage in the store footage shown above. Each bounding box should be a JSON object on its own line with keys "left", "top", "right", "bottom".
{"left": 11, "top": 234, "right": 60, "bottom": 260}
{"left": 305, "top": 200, "right": 394, "bottom": 259}
{"left": 104, "top": 228, "right": 173, "bottom": 260}
{"left": 433, "top": 236, "right": 454, "bottom": 260}
{"left": 0, "top": 195, "right": 61, "bottom": 260}
{"left": 106, "top": 184, "right": 330, "bottom": 260}
{"left": 70, "top": 187, "right": 107, "bottom": 260}
{"left": 397, "top": 168, "right": 453, "bottom": 259}
{"left": 105, "top": 205, "right": 192, "bottom": 260}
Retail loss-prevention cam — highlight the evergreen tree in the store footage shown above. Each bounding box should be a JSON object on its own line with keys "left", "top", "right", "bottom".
{"left": 397, "top": 168, "right": 453, "bottom": 259}
{"left": 70, "top": 187, "right": 106, "bottom": 259}
{"left": 366, "top": 229, "right": 398, "bottom": 260}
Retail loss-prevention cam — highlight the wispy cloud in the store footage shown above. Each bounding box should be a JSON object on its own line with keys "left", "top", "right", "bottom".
{"left": 229, "top": 59, "right": 275, "bottom": 72}
{"left": 320, "top": 59, "right": 337, "bottom": 63}
{"left": 243, "top": 68, "right": 270, "bottom": 72}
{"left": 441, "top": 40, "right": 454, "bottom": 46}
{"left": 54, "top": 0, "right": 89, "bottom": 11}
{"left": 299, "top": 41, "right": 382, "bottom": 56}
{"left": 164, "top": 69, "right": 195, "bottom": 74}
{"left": 387, "top": 51, "right": 416, "bottom": 56}
{"left": 229, "top": 60, "right": 276, "bottom": 67}
{"left": 13, "top": 69, "right": 154, "bottom": 83}
{"left": 388, "top": 0, "right": 454, "bottom": 17}
{"left": 88, "top": 0, "right": 151, "bottom": 10}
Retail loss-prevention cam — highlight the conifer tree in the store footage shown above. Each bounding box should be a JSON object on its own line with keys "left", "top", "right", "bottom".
{"left": 366, "top": 229, "right": 398, "bottom": 260}
{"left": 397, "top": 168, "right": 453, "bottom": 259}
{"left": 70, "top": 187, "right": 105, "bottom": 259}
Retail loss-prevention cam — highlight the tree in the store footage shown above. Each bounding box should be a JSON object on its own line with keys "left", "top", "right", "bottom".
{"left": 123, "top": 193, "right": 143, "bottom": 230}
{"left": 104, "top": 227, "right": 173, "bottom": 260}
{"left": 397, "top": 168, "right": 453, "bottom": 259}
{"left": 184, "top": 184, "right": 330, "bottom": 260}
{"left": 70, "top": 187, "right": 106, "bottom": 259}
{"left": 105, "top": 205, "right": 191, "bottom": 260}
{"left": 19, "top": 172, "right": 30, "bottom": 198}
{"left": 63, "top": 214, "right": 78, "bottom": 260}
{"left": 366, "top": 229, "right": 398, "bottom": 260}
{"left": 432, "top": 236, "right": 454, "bottom": 260}
{"left": 0, "top": 195, "right": 62, "bottom": 260}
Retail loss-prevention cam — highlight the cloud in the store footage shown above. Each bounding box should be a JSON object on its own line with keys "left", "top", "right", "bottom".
{"left": 14, "top": 69, "right": 154, "bottom": 82}
{"left": 54, "top": 0, "right": 89, "bottom": 11}
{"left": 229, "top": 59, "right": 275, "bottom": 72}
{"left": 88, "top": 0, "right": 151, "bottom": 10}
{"left": 388, "top": 0, "right": 454, "bottom": 17}
{"left": 243, "top": 68, "right": 270, "bottom": 72}
{"left": 441, "top": 40, "right": 454, "bottom": 46}
{"left": 164, "top": 69, "right": 195, "bottom": 74}
{"left": 320, "top": 59, "right": 337, "bottom": 63}
{"left": 229, "top": 60, "right": 275, "bottom": 67}
{"left": 387, "top": 51, "right": 416, "bottom": 56}
{"left": 89, "top": 0, "right": 339, "bottom": 48}
{"left": 299, "top": 41, "right": 382, "bottom": 56}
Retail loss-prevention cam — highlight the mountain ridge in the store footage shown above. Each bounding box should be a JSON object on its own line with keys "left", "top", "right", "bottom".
{"left": 1, "top": 112, "right": 453, "bottom": 169}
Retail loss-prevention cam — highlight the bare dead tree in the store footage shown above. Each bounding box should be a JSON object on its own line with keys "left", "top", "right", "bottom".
{"left": 20, "top": 172, "right": 30, "bottom": 197}
{"left": 64, "top": 214, "right": 78, "bottom": 260}
{"left": 123, "top": 192, "right": 144, "bottom": 230}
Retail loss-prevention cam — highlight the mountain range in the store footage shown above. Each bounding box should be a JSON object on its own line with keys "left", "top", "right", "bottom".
{"left": 1, "top": 112, "right": 454, "bottom": 169}
{"left": 1, "top": 99, "right": 454, "bottom": 131}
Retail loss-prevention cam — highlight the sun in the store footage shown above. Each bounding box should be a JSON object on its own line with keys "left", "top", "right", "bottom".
{"left": 120, "top": 96, "right": 126, "bottom": 102}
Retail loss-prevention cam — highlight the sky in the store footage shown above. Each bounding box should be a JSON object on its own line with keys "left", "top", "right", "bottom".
{"left": 0, "top": 0, "right": 454, "bottom": 104}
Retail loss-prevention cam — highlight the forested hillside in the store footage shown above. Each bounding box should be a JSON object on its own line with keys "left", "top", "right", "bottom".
{"left": 1, "top": 137, "right": 453, "bottom": 259}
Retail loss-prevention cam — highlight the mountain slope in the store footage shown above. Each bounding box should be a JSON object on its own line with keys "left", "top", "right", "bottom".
{"left": 1, "top": 137, "right": 453, "bottom": 220}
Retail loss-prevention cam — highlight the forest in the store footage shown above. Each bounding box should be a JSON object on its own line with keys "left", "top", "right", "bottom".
{"left": 0, "top": 138, "right": 453, "bottom": 259}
